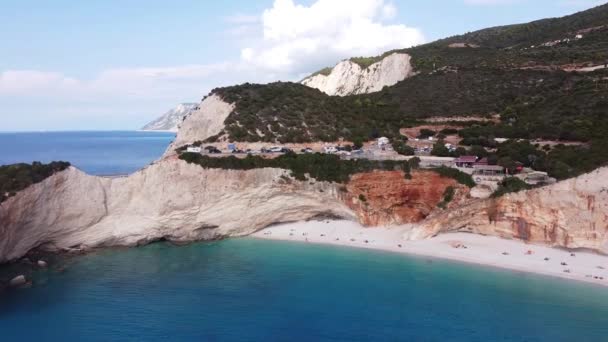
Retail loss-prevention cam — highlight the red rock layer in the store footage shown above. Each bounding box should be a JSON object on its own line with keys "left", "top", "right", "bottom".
{"left": 344, "top": 170, "right": 467, "bottom": 226}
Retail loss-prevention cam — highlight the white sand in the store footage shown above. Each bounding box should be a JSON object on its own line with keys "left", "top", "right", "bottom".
{"left": 251, "top": 220, "right": 608, "bottom": 287}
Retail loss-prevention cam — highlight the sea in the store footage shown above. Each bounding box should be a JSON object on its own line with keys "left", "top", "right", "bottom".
{"left": 1, "top": 131, "right": 608, "bottom": 341}
{"left": 0, "top": 131, "right": 175, "bottom": 175}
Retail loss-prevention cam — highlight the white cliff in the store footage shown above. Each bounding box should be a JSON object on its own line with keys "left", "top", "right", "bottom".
{"left": 301, "top": 53, "right": 415, "bottom": 96}
{"left": 141, "top": 103, "right": 198, "bottom": 132}
{"left": 167, "top": 94, "right": 235, "bottom": 153}
{"left": 0, "top": 161, "right": 355, "bottom": 263}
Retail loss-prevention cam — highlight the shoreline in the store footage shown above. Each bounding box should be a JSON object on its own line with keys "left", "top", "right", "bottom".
{"left": 251, "top": 220, "right": 608, "bottom": 288}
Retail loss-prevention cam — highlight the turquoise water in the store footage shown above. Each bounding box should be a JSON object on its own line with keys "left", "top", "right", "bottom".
{"left": 0, "top": 131, "right": 175, "bottom": 175}
{"left": 1, "top": 238, "right": 607, "bottom": 341}
{"left": 1, "top": 131, "right": 608, "bottom": 340}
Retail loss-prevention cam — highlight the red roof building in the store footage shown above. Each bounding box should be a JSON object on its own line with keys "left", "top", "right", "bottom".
{"left": 454, "top": 156, "right": 478, "bottom": 168}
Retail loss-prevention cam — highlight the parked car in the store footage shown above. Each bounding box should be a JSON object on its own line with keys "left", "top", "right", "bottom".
{"left": 269, "top": 146, "right": 284, "bottom": 153}
{"left": 301, "top": 147, "right": 314, "bottom": 153}
{"left": 205, "top": 145, "right": 221, "bottom": 154}
{"left": 324, "top": 146, "right": 338, "bottom": 154}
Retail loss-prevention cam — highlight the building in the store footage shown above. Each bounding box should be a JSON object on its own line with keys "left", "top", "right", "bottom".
{"left": 454, "top": 156, "right": 478, "bottom": 168}
{"left": 518, "top": 171, "right": 556, "bottom": 186}
{"left": 377, "top": 137, "right": 390, "bottom": 148}
{"left": 475, "top": 157, "right": 489, "bottom": 166}
{"left": 186, "top": 146, "right": 202, "bottom": 153}
{"left": 473, "top": 165, "right": 505, "bottom": 176}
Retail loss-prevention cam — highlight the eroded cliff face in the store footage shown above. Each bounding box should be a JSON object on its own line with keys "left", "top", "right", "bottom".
{"left": 412, "top": 167, "right": 608, "bottom": 253}
{"left": 166, "top": 94, "right": 234, "bottom": 154}
{"left": 343, "top": 171, "right": 469, "bottom": 226}
{"left": 301, "top": 53, "right": 415, "bottom": 96}
{"left": 0, "top": 161, "right": 354, "bottom": 263}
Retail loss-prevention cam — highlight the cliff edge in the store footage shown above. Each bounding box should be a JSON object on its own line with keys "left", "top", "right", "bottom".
{"left": 412, "top": 167, "right": 608, "bottom": 253}
{"left": 301, "top": 53, "right": 415, "bottom": 96}
{"left": 0, "top": 161, "right": 353, "bottom": 263}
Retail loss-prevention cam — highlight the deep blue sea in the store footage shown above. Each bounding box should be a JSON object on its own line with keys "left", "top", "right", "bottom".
{"left": 2, "top": 239, "right": 608, "bottom": 341}
{"left": 0, "top": 131, "right": 175, "bottom": 175}
{"left": 1, "top": 131, "right": 608, "bottom": 341}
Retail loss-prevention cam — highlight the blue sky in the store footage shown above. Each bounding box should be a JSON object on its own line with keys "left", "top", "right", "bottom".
{"left": 0, "top": 0, "right": 604, "bottom": 131}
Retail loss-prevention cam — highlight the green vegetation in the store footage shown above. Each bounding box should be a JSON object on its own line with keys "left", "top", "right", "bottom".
{"left": 0, "top": 161, "right": 71, "bottom": 203}
{"left": 432, "top": 166, "right": 476, "bottom": 188}
{"left": 307, "top": 67, "right": 333, "bottom": 78}
{"left": 179, "top": 152, "right": 424, "bottom": 184}
{"left": 207, "top": 4, "right": 608, "bottom": 181}
{"left": 349, "top": 56, "right": 383, "bottom": 69}
{"left": 393, "top": 139, "right": 415, "bottom": 156}
{"left": 403, "top": 4, "right": 608, "bottom": 73}
{"left": 417, "top": 129, "right": 436, "bottom": 139}
{"left": 440, "top": 128, "right": 459, "bottom": 135}
{"left": 492, "top": 177, "right": 531, "bottom": 198}
{"left": 438, "top": 186, "right": 456, "bottom": 209}
{"left": 431, "top": 140, "right": 451, "bottom": 157}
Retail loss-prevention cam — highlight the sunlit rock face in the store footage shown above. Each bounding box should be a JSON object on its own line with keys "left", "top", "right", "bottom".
{"left": 301, "top": 53, "right": 415, "bottom": 96}
{"left": 0, "top": 161, "right": 355, "bottom": 263}
{"left": 141, "top": 103, "right": 198, "bottom": 132}
{"left": 413, "top": 167, "right": 608, "bottom": 253}
{"left": 165, "top": 94, "right": 235, "bottom": 155}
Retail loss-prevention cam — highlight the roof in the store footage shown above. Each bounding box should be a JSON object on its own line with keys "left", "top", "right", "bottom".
{"left": 455, "top": 156, "right": 478, "bottom": 163}
{"left": 474, "top": 165, "right": 504, "bottom": 171}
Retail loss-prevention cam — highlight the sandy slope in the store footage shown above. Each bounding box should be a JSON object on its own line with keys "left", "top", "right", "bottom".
{"left": 251, "top": 220, "right": 608, "bottom": 287}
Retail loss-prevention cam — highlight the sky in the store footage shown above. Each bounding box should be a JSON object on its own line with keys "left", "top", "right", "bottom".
{"left": 0, "top": 0, "right": 604, "bottom": 131}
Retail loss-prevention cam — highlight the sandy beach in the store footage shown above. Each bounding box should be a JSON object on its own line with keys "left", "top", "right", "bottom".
{"left": 252, "top": 220, "right": 608, "bottom": 287}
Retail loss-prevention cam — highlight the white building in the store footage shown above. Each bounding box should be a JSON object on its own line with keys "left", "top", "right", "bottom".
{"left": 186, "top": 146, "right": 202, "bottom": 153}
{"left": 377, "top": 137, "right": 390, "bottom": 148}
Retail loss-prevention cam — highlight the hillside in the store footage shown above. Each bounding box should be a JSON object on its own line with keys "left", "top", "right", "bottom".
{"left": 306, "top": 3, "right": 608, "bottom": 76}
{"left": 190, "top": 4, "right": 608, "bottom": 180}
{"left": 141, "top": 103, "right": 198, "bottom": 132}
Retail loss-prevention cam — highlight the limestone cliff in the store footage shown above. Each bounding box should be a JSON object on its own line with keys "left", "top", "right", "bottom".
{"left": 0, "top": 161, "right": 354, "bottom": 263}
{"left": 301, "top": 53, "right": 415, "bottom": 96}
{"left": 166, "top": 94, "right": 234, "bottom": 153}
{"left": 0, "top": 161, "right": 472, "bottom": 263}
{"left": 412, "top": 167, "right": 608, "bottom": 253}
{"left": 141, "top": 103, "right": 198, "bottom": 132}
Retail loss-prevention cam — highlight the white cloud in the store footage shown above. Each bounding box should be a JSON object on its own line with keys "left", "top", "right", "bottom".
{"left": 0, "top": 70, "right": 79, "bottom": 95}
{"left": 241, "top": 0, "right": 425, "bottom": 72}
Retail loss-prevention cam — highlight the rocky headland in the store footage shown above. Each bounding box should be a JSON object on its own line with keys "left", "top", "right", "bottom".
{"left": 2, "top": 89, "right": 608, "bottom": 266}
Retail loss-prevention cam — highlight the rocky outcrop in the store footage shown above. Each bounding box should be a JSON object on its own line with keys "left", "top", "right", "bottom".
{"left": 141, "top": 103, "right": 198, "bottom": 132}
{"left": 344, "top": 171, "right": 469, "bottom": 226}
{"left": 0, "top": 161, "right": 354, "bottom": 263}
{"left": 9, "top": 275, "right": 27, "bottom": 287}
{"left": 412, "top": 167, "right": 608, "bottom": 253}
{"left": 167, "top": 95, "right": 234, "bottom": 153}
{"left": 301, "top": 53, "right": 415, "bottom": 96}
